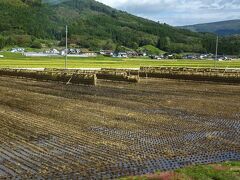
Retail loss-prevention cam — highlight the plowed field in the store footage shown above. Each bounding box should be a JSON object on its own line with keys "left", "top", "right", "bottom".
{"left": 0, "top": 76, "right": 239, "bottom": 179}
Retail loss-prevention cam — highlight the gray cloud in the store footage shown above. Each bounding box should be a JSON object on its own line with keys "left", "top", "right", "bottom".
{"left": 96, "top": 0, "right": 240, "bottom": 25}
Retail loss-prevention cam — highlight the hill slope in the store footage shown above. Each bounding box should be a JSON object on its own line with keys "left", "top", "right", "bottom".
{"left": 180, "top": 20, "right": 240, "bottom": 36}
{"left": 0, "top": 0, "right": 240, "bottom": 55}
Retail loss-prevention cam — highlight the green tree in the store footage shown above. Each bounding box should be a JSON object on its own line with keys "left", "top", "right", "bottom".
{"left": 31, "top": 40, "right": 42, "bottom": 49}
{"left": 0, "top": 36, "right": 5, "bottom": 49}
{"left": 102, "top": 40, "right": 115, "bottom": 50}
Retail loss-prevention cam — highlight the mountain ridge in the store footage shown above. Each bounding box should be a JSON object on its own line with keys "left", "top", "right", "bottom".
{"left": 0, "top": 0, "right": 239, "bottom": 55}
{"left": 180, "top": 19, "right": 240, "bottom": 36}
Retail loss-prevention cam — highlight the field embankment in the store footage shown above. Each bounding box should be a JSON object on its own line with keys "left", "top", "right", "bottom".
{"left": 122, "top": 161, "right": 240, "bottom": 180}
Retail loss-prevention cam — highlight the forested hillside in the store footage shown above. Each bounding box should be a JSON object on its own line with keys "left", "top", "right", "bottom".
{"left": 0, "top": 0, "right": 240, "bottom": 55}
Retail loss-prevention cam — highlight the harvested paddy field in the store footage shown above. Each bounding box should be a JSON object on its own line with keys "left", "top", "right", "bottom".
{"left": 0, "top": 76, "right": 239, "bottom": 179}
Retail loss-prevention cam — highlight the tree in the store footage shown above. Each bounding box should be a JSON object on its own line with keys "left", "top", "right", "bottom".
{"left": 139, "top": 39, "right": 154, "bottom": 47}
{"left": 157, "top": 36, "right": 171, "bottom": 51}
{"left": 31, "top": 40, "right": 42, "bottom": 49}
{"left": 102, "top": 40, "right": 115, "bottom": 50}
{"left": 0, "top": 36, "right": 5, "bottom": 49}
{"left": 21, "top": 0, "right": 42, "bottom": 6}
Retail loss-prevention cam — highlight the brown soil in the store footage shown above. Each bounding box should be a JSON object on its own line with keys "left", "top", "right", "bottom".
{"left": 0, "top": 76, "right": 239, "bottom": 179}
{"left": 210, "top": 164, "right": 229, "bottom": 171}
{"left": 145, "top": 172, "right": 186, "bottom": 180}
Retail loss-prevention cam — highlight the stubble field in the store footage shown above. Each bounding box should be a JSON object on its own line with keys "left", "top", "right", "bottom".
{"left": 0, "top": 76, "right": 239, "bottom": 179}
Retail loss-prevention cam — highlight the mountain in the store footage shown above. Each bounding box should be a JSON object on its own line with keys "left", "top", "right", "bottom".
{"left": 180, "top": 20, "right": 240, "bottom": 36}
{"left": 0, "top": 0, "right": 240, "bottom": 55}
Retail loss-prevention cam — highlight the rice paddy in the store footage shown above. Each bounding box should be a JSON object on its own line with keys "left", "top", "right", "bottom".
{"left": 0, "top": 73, "right": 239, "bottom": 179}
{"left": 0, "top": 52, "right": 240, "bottom": 68}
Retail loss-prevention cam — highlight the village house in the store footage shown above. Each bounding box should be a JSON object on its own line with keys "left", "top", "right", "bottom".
{"left": 60, "top": 49, "right": 67, "bottom": 56}
{"left": 126, "top": 51, "right": 138, "bottom": 57}
{"left": 61, "top": 48, "right": 97, "bottom": 57}
{"left": 24, "top": 48, "right": 61, "bottom": 57}
{"left": 100, "top": 50, "right": 114, "bottom": 56}
{"left": 150, "top": 55, "right": 164, "bottom": 60}
{"left": 45, "top": 49, "right": 60, "bottom": 54}
{"left": 10, "top": 48, "right": 25, "bottom": 53}
{"left": 24, "top": 52, "right": 60, "bottom": 57}
{"left": 198, "top": 53, "right": 214, "bottom": 59}
{"left": 138, "top": 52, "right": 147, "bottom": 56}
{"left": 60, "top": 49, "right": 83, "bottom": 55}
{"left": 184, "top": 54, "right": 197, "bottom": 59}
{"left": 113, "top": 52, "right": 128, "bottom": 58}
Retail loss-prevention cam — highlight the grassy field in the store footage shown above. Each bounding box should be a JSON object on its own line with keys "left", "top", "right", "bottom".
{"left": 122, "top": 161, "right": 240, "bottom": 180}
{"left": 0, "top": 52, "right": 240, "bottom": 68}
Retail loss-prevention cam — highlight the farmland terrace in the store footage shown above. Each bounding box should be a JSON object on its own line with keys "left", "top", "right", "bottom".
{"left": 0, "top": 76, "right": 239, "bottom": 179}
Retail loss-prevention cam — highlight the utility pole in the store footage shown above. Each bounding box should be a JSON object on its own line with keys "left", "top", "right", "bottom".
{"left": 215, "top": 36, "right": 218, "bottom": 69}
{"left": 65, "top": 25, "right": 68, "bottom": 69}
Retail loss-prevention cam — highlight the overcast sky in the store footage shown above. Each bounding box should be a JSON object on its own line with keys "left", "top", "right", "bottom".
{"left": 96, "top": 0, "right": 240, "bottom": 26}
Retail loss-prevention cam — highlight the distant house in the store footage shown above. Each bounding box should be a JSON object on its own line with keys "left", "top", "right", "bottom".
{"left": 24, "top": 52, "right": 59, "bottom": 57}
{"left": 60, "top": 48, "right": 75, "bottom": 55}
{"left": 83, "top": 52, "right": 97, "bottom": 57}
{"left": 69, "top": 49, "right": 77, "bottom": 54}
{"left": 198, "top": 53, "right": 214, "bottom": 59}
{"left": 218, "top": 56, "right": 232, "bottom": 61}
{"left": 61, "top": 48, "right": 97, "bottom": 57}
{"left": 60, "top": 49, "right": 67, "bottom": 56}
{"left": 10, "top": 48, "right": 25, "bottom": 53}
{"left": 199, "top": 54, "right": 207, "bottom": 59}
{"left": 114, "top": 52, "right": 128, "bottom": 58}
{"left": 45, "top": 49, "right": 60, "bottom": 54}
{"left": 67, "top": 52, "right": 97, "bottom": 57}
{"left": 126, "top": 51, "right": 138, "bottom": 57}
{"left": 150, "top": 55, "right": 164, "bottom": 60}
{"left": 138, "top": 52, "right": 147, "bottom": 56}
{"left": 23, "top": 48, "right": 61, "bottom": 57}
{"left": 60, "top": 49, "right": 76, "bottom": 56}
{"left": 100, "top": 50, "right": 114, "bottom": 57}
{"left": 185, "top": 54, "right": 197, "bottom": 59}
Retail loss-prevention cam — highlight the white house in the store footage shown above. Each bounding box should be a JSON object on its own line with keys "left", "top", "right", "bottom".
{"left": 24, "top": 52, "right": 59, "bottom": 57}
{"left": 100, "top": 50, "right": 114, "bottom": 56}
{"left": 10, "top": 48, "right": 25, "bottom": 53}
{"left": 60, "top": 50, "right": 67, "bottom": 56}
{"left": 113, "top": 52, "right": 128, "bottom": 58}
{"left": 45, "top": 49, "right": 60, "bottom": 54}
{"left": 60, "top": 49, "right": 97, "bottom": 57}
{"left": 67, "top": 53, "right": 97, "bottom": 57}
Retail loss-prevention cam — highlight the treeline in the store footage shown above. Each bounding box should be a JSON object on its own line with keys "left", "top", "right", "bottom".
{"left": 21, "top": 0, "right": 42, "bottom": 6}
{"left": 0, "top": 0, "right": 239, "bottom": 55}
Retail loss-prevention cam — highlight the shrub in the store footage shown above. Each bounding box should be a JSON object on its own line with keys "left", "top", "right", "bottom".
{"left": 31, "top": 40, "right": 42, "bottom": 49}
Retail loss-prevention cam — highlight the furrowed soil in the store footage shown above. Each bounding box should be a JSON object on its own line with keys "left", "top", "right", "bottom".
{"left": 0, "top": 76, "right": 239, "bottom": 179}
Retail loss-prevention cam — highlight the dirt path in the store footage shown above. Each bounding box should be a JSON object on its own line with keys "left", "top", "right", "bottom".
{"left": 0, "top": 76, "right": 239, "bottom": 179}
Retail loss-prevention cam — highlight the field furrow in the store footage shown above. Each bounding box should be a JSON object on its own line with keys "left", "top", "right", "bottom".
{"left": 0, "top": 76, "right": 239, "bottom": 178}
